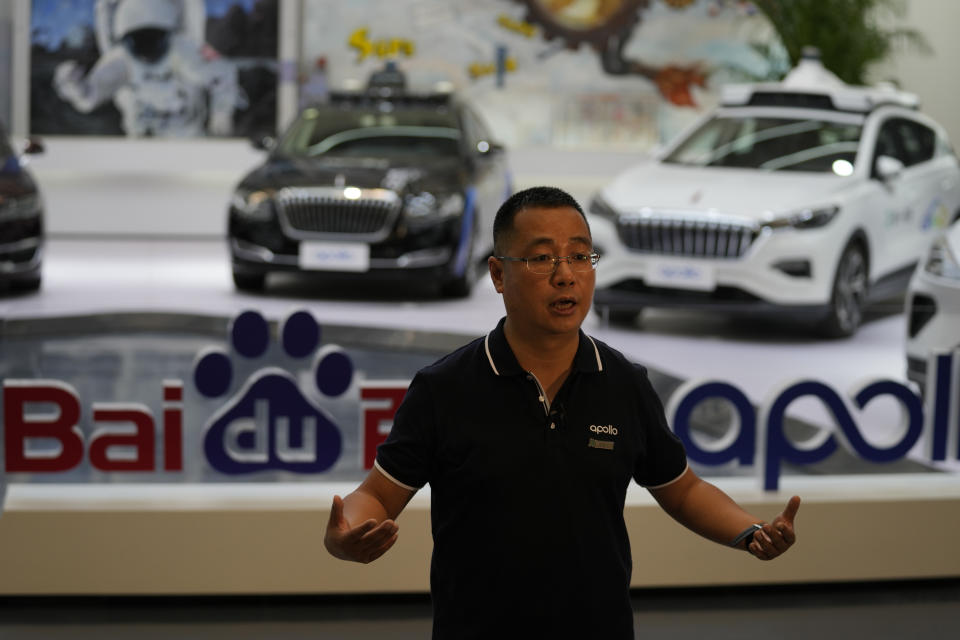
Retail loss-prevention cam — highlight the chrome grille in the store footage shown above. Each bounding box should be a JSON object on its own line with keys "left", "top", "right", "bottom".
{"left": 617, "top": 216, "right": 760, "bottom": 259}
{"left": 276, "top": 187, "right": 401, "bottom": 242}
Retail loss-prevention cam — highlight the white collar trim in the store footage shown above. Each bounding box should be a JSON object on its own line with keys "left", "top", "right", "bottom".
{"left": 484, "top": 332, "right": 500, "bottom": 376}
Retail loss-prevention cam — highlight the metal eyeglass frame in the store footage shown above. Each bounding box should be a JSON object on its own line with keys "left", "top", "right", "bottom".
{"left": 493, "top": 253, "right": 600, "bottom": 274}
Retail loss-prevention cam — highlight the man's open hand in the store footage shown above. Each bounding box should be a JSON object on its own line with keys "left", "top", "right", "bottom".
{"left": 324, "top": 495, "right": 399, "bottom": 564}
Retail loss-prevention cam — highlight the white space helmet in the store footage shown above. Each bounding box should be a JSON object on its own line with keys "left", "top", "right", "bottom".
{"left": 113, "top": 0, "right": 179, "bottom": 40}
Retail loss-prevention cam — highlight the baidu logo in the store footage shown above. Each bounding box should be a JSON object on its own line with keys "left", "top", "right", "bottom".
{"left": 194, "top": 310, "right": 351, "bottom": 474}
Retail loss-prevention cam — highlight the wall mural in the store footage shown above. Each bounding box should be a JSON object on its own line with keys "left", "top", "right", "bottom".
{"left": 300, "top": 0, "right": 785, "bottom": 149}
{"left": 29, "top": 0, "right": 278, "bottom": 137}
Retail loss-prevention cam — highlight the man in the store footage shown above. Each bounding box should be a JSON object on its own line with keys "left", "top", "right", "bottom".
{"left": 325, "top": 186, "right": 800, "bottom": 638}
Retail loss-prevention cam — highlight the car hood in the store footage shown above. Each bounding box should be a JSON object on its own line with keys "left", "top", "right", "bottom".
{"left": 238, "top": 155, "right": 464, "bottom": 195}
{"left": 601, "top": 160, "right": 852, "bottom": 222}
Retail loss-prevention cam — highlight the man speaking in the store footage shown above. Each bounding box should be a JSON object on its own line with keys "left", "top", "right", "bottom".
{"left": 325, "top": 186, "right": 800, "bottom": 638}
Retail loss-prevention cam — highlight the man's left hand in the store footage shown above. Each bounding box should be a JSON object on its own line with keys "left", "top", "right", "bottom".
{"left": 748, "top": 495, "right": 800, "bottom": 560}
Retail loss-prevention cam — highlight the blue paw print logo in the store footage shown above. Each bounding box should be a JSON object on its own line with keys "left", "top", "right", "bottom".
{"left": 194, "top": 309, "right": 351, "bottom": 474}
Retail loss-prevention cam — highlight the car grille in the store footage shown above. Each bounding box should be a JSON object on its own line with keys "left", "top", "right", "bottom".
{"left": 276, "top": 187, "right": 401, "bottom": 242}
{"left": 616, "top": 216, "right": 760, "bottom": 259}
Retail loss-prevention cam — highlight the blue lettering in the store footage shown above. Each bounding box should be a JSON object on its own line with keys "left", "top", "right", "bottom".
{"left": 929, "top": 352, "right": 954, "bottom": 461}
{"left": 761, "top": 381, "right": 840, "bottom": 491}
{"left": 669, "top": 356, "right": 952, "bottom": 492}
{"left": 668, "top": 381, "right": 754, "bottom": 467}
{"left": 848, "top": 381, "right": 923, "bottom": 463}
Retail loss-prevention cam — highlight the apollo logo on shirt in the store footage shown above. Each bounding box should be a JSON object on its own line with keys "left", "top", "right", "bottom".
{"left": 590, "top": 424, "right": 618, "bottom": 436}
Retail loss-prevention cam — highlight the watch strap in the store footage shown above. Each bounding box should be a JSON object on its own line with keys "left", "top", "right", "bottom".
{"left": 730, "top": 523, "right": 763, "bottom": 549}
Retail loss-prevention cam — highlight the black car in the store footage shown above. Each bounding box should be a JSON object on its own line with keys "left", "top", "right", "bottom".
{"left": 0, "top": 123, "right": 44, "bottom": 292}
{"left": 228, "top": 86, "right": 512, "bottom": 297}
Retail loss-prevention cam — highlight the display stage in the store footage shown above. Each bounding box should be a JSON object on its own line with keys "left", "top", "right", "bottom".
{"left": 1, "top": 237, "right": 957, "bottom": 594}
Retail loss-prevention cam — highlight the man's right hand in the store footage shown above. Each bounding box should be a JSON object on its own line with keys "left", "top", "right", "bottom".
{"left": 324, "top": 495, "right": 399, "bottom": 563}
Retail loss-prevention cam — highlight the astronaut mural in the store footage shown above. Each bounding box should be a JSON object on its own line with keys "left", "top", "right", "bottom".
{"left": 30, "top": 0, "right": 278, "bottom": 137}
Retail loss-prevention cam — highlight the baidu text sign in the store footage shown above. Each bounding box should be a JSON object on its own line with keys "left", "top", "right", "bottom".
{"left": 2, "top": 309, "right": 958, "bottom": 497}
{"left": 1, "top": 310, "right": 407, "bottom": 486}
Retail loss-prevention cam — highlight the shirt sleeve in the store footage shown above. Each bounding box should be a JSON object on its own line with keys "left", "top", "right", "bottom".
{"left": 631, "top": 364, "right": 688, "bottom": 487}
{"left": 374, "top": 371, "right": 436, "bottom": 490}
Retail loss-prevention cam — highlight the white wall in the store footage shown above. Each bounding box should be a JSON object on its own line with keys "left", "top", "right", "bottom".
{"left": 875, "top": 0, "right": 960, "bottom": 145}
{"left": 0, "top": 3, "right": 12, "bottom": 128}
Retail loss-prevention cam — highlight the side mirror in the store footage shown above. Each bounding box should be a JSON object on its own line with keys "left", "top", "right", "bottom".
{"left": 250, "top": 135, "right": 276, "bottom": 152}
{"left": 875, "top": 155, "right": 904, "bottom": 181}
{"left": 22, "top": 136, "right": 44, "bottom": 155}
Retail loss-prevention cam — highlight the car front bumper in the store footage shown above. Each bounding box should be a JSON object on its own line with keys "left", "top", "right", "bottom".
{"left": 589, "top": 213, "right": 847, "bottom": 316}
{"left": 0, "top": 236, "right": 43, "bottom": 282}
{"left": 229, "top": 209, "right": 470, "bottom": 284}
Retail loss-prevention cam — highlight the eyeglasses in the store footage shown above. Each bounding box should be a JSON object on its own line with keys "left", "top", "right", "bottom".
{"left": 495, "top": 253, "right": 600, "bottom": 275}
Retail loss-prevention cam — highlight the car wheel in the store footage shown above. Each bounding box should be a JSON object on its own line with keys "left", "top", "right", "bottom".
{"left": 233, "top": 270, "right": 266, "bottom": 292}
{"left": 439, "top": 225, "right": 477, "bottom": 298}
{"left": 593, "top": 305, "right": 641, "bottom": 326}
{"left": 12, "top": 273, "right": 41, "bottom": 292}
{"left": 820, "top": 242, "right": 867, "bottom": 338}
{"left": 439, "top": 258, "right": 475, "bottom": 298}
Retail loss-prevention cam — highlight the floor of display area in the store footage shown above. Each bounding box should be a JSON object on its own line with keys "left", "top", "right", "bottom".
{"left": 1, "top": 579, "right": 958, "bottom": 639}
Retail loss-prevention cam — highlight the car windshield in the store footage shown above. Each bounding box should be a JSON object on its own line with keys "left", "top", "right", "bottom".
{"left": 663, "top": 115, "right": 862, "bottom": 173}
{"left": 277, "top": 106, "right": 461, "bottom": 158}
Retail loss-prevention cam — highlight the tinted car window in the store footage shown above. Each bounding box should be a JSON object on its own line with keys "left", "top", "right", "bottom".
{"left": 308, "top": 131, "right": 461, "bottom": 157}
{"left": 874, "top": 118, "right": 937, "bottom": 167}
{"left": 277, "top": 105, "right": 461, "bottom": 158}
{"left": 874, "top": 121, "right": 906, "bottom": 163}
{"left": 664, "top": 116, "right": 862, "bottom": 173}
{"left": 896, "top": 119, "right": 936, "bottom": 165}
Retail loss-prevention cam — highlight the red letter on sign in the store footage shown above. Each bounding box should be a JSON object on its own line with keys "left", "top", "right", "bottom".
{"left": 3, "top": 381, "right": 84, "bottom": 472}
{"left": 361, "top": 385, "right": 408, "bottom": 470}
{"left": 89, "top": 404, "right": 155, "bottom": 472}
{"left": 163, "top": 380, "right": 184, "bottom": 472}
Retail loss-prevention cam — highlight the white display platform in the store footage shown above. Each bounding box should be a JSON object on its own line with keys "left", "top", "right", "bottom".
{"left": 2, "top": 236, "right": 958, "bottom": 595}
{"left": 2, "top": 475, "right": 959, "bottom": 594}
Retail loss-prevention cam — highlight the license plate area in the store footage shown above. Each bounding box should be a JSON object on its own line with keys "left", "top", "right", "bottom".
{"left": 299, "top": 242, "right": 370, "bottom": 272}
{"left": 645, "top": 259, "right": 715, "bottom": 291}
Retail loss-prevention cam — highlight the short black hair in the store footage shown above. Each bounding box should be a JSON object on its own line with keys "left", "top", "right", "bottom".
{"left": 493, "top": 186, "right": 589, "bottom": 254}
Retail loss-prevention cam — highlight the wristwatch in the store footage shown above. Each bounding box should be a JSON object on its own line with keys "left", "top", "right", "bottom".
{"left": 730, "top": 523, "right": 763, "bottom": 550}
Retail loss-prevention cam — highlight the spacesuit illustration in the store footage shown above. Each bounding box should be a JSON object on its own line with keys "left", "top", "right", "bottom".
{"left": 53, "top": 0, "right": 243, "bottom": 137}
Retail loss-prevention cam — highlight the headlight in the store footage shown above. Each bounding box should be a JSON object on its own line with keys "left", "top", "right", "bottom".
{"left": 588, "top": 193, "right": 618, "bottom": 219}
{"left": 231, "top": 189, "right": 274, "bottom": 221}
{"left": 405, "top": 192, "right": 463, "bottom": 221}
{"left": 762, "top": 205, "right": 839, "bottom": 230}
{"left": 0, "top": 193, "right": 42, "bottom": 221}
{"left": 924, "top": 234, "right": 960, "bottom": 279}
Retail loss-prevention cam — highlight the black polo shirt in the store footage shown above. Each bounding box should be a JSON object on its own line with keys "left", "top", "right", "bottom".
{"left": 376, "top": 317, "right": 688, "bottom": 639}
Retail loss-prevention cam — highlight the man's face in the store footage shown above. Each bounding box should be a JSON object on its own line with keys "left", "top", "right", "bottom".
{"left": 489, "top": 205, "right": 595, "bottom": 339}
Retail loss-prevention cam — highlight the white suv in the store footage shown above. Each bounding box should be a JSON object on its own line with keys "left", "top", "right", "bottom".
{"left": 589, "top": 57, "right": 960, "bottom": 337}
